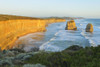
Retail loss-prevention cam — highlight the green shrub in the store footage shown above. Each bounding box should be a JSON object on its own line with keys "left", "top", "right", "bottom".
{"left": 25, "top": 45, "right": 100, "bottom": 67}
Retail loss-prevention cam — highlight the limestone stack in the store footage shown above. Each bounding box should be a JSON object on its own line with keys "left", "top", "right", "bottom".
{"left": 65, "top": 20, "right": 77, "bottom": 30}
{"left": 86, "top": 23, "right": 93, "bottom": 32}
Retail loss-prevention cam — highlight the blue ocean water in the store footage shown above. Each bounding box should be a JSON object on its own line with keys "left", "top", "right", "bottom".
{"left": 16, "top": 19, "right": 100, "bottom": 52}
{"left": 40, "top": 19, "right": 100, "bottom": 51}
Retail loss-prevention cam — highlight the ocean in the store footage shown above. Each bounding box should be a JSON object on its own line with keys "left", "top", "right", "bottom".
{"left": 40, "top": 19, "right": 100, "bottom": 51}
{"left": 16, "top": 19, "right": 100, "bottom": 52}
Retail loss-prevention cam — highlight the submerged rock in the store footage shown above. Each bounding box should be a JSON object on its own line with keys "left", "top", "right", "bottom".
{"left": 65, "top": 20, "right": 77, "bottom": 30}
{"left": 86, "top": 23, "right": 93, "bottom": 32}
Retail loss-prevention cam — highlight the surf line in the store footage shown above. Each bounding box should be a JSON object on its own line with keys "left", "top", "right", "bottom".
{"left": 39, "top": 30, "right": 62, "bottom": 50}
{"left": 80, "top": 29, "right": 96, "bottom": 47}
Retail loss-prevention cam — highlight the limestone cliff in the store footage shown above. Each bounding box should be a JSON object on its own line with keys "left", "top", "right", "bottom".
{"left": 86, "top": 23, "right": 93, "bottom": 32}
{"left": 65, "top": 20, "right": 77, "bottom": 30}
{"left": 0, "top": 19, "right": 66, "bottom": 50}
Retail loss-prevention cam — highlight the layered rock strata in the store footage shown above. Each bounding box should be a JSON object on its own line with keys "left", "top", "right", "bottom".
{"left": 86, "top": 23, "right": 93, "bottom": 32}
{"left": 0, "top": 19, "right": 66, "bottom": 50}
{"left": 65, "top": 20, "right": 77, "bottom": 30}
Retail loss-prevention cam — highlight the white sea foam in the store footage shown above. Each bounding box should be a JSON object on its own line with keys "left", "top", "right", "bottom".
{"left": 80, "top": 29, "right": 96, "bottom": 46}
{"left": 40, "top": 19, "right": 100, "bottom": 51}
{"left": 40, "top": 30, "right": 68, "bottom": 51}
{"left": 39, "top": 22, "right": 67, "bottom": 51}
{"left": 39, "top": 40, "right": 60, "bottom": 51}
{"left": 54, "top": 30, "right": 61, "bottom": 36}
{"left": 40, "top": 36, "right": 56, "bottom": 50}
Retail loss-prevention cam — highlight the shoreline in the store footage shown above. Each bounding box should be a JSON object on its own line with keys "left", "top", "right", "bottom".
{"left": 0, "top": 18, "right": 66, "bottom": 50}
{"left": 14, "top": 21, "right": 67, "bottom": 52}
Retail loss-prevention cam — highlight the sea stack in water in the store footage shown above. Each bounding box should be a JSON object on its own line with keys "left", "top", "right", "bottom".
{"left": 65, "top": 20, "right": 77, "bottom": 30}
{"left": 86, "top": 23, "right": 93, "bottom": 32}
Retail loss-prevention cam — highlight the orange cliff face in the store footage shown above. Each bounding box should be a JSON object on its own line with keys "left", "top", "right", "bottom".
{"left": 0, "top": 19, "right": 66, "bottom": 50}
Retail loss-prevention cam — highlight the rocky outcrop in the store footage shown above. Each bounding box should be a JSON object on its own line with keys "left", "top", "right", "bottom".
{"left": 65, "top": 20, "right": 77, "bottom": 30}
{"left": 86, "top": 23, "right": 93, "bottom": 32}
{"left": 0, "top": 19, "right": 66, "bottom": 50}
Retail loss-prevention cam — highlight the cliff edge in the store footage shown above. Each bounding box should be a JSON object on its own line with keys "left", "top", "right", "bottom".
{"left": 0, "top": 15, "right": 66, "bottom": 50}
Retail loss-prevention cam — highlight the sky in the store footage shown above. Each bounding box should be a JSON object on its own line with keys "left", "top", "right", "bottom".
{"left": 0, "top": 0, "right": 100, "bottom": 18}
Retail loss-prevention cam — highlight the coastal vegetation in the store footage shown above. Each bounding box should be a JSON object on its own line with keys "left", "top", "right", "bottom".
{"left": 0, "top": 14, "right": 41, "bottom": 21}
{"left": 42, "top": 17, "right": 84, "bottom": 20}
{"left": 25, "top": 45, "right": 100, "bottom": 67}
{"left": 0, "top": 45, "right": 100, "bottom": 67}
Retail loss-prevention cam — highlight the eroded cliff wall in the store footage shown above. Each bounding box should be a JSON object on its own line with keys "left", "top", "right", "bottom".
{"left": 0, "top": 19, "right": 66, "bottom": 50}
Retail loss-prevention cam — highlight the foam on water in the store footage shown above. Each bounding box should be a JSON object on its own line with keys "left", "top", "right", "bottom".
{"left": 16, "top": 19, "right": 100, "bottom": 52}
{"left": 40, "top": 31, "right": 60, "bottom": 51}
{"left": 80, "top": 29, "right": 96, "bottom": 47}
{"left": 77, "top": 19, "right": 100, "bottom": 46}
{"left": 40, "top": 19, "right": 100, "bottom": 51}
{"left": 40, "top": 24, "right": 90, "bottom": 51}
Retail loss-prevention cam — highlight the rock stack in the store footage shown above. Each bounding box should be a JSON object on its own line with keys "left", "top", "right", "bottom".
{"left": 65, "top": 20, "right": 77, "bottom": 30}
{"left": 86, "top": 23, "right": 93, "bottom": 32}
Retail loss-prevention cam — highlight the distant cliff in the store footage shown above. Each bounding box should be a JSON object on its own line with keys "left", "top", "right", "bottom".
{"left": 0, "top": 15, "right": 66, "bottom": 50}
{"left": 42, "top": 17, "right": 84, "bottom": 20}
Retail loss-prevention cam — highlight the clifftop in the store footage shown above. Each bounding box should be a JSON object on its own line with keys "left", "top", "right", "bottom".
{"left": 0, "top": 14, "right": 41, "bottom": 21}
{"left": 42, "top": 17, "right": 84, "bottom": 20}
{"left": 0, "top": 14, "right": 67, "bottom": 21}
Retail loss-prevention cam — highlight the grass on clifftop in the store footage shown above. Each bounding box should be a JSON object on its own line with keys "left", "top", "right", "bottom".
{"left": 0, "top": 14, "right": 41, "bottom": 21}
{"left": 25, "top": 45, "right": 100, "bottom": 67}
{"left": 0, "top": 14, "right": 65, "bottom": 21}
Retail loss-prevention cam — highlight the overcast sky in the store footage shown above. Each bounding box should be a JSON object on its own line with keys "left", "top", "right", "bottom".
{"left": 0, "top": 0, "right": 100, "bottom": 18}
